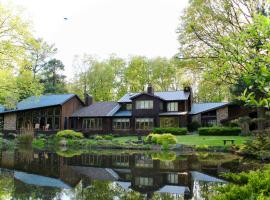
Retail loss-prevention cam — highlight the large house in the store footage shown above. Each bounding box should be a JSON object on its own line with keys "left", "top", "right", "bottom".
{"left": 0, "top": 85, "right": 255, "bottom": 135}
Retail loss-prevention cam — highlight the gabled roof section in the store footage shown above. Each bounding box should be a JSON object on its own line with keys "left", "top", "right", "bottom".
{"left": 72, "top": 102, "right": 120, "bottom": 117}
{"left": 118, "top": 91, "right": 190, "bottom": 103}
{"left": 129, "top": 92, "right": 165, "bottom": 101}
{"left": 189, "top": 102, "right": 230, "bottom": 115}
{"left": 0, "top": 94, "right": 81, "bottom": 114}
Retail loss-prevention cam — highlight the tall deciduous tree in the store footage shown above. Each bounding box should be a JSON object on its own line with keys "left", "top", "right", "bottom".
{"left": 177, "top": 0, "right": 270, "bottom": 107}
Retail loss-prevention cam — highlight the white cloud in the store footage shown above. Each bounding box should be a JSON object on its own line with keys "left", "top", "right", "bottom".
{"left": 4, "top": 0, "right": 188, "bottom": 78}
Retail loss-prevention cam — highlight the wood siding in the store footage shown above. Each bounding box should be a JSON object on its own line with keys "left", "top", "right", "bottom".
{"left": 61, "top": 96, "right": 84, "bottom": 129}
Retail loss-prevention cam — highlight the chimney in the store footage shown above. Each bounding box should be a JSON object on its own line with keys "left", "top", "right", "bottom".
{"left": 147, "top": 83, "right": 154, "bottom": 94}
{"left": 184, "top": 86, "right": 191, "bottom": 93}
{"left": 84, "top": 94, "right": 93, "bottom": 106}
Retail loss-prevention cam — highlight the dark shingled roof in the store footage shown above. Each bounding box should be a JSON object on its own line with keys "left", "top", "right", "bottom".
{"left": 118, "top": 91, "right": 190, "bottom": 103}
{"left": 189, "top": 102, "right": 229, "bottom": 115}
{"left": 72, "top": 102, "right": 120, "bottom": 117}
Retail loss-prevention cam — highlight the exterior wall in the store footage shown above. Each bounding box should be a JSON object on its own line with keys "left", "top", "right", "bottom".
{"left": 132, "top": 94, "right": 163, "bottom": 134}
{"left": 192, "top": 114, "right": 201, "bottom": 125}
{"left": 4, "top": 113, "right": 17, "bottom": 131}
{"left": 216, "top": 107, "right": 229, "bottom": 125}
{"left": 61, "top": 96, "right": 84, "bottom": 130}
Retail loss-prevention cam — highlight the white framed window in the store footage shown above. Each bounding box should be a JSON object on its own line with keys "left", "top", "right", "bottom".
{"left": 136, "top": 100, "right": 153, "bottom": 109}
{"left": 135, "top": 177, "right": 153, "bottom": 186}
{"left": 126, "top": 103, "right": 132, "bottom": 110}
{"left": 167, "top": 102, "right": 178, "bottom": 112}
{"left": 167, "top": 173, "right": 178, "bottom": 184}
{"left": 113, "top": 118, "right": 130, "bottom": 130}
{"left": 83, "top": 118, "right": 102, "bottom": 130}
{"left": 135, "top": 118, "right": 154, "bottom": 130}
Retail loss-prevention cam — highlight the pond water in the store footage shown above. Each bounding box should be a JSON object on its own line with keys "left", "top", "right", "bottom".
{"left": 0, "top": 147, "right": 261, "bottom": 200}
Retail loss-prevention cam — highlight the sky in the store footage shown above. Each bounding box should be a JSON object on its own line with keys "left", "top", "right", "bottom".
{"left": 5, "top": 0, "right": 189, "bottom": 78}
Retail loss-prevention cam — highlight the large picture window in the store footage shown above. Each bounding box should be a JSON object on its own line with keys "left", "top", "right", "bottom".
{"left": 16, "top": 107, "right": 61, "bottom": 130}
{"left": 160, "top": 117, "right": 179, "bottom": 128}
{"left": 136, "top": 100, "right": 153, "bottom": 109}
{"left": 167, "top": 102, "right": 178, "bottom": 112}
{"left": 113, "top": 118, "right": 130, "bottom": 130}
{"left": 135, "top": 177, "right": 153, "bottom": 186}
{"left": 135, "top": 118, "right": 154, "bottom": 130}
{"left": 83, "top": 118, "right": 102, "bottom": 130}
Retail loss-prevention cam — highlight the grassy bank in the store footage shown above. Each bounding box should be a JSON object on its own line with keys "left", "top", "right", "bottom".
{"left": 176, "top": 135, "right": 251, "bottom": 146}
{"left": 113, "top": 135, "right": 251, "bottom": 146}
{"left": 31, "top": 133, "right": 251, "bottom": 152}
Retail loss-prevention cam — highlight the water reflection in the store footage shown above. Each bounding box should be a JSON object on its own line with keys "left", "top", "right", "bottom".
{"left": 0, "top": 147, "right": 255, "bottom": 200}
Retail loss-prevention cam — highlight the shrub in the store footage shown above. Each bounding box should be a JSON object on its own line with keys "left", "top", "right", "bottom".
{"left": 94, "top": 135, "right": 103, "bottom": 140}
{"left": 17, "top": 134, "right": 34, "bottom": 144}
{"left": 56, "top": 130, "right": 84, "bottom": 139}
{"left": 213, "top": 167, "right": 270, "bottom": 200}
{"left": 153, "top": 127, "right": 188, "bottom": 135}
{"left": 187, "top": 121, "right": 201, "bottom": 132}
{"left": 198, "top": 127, "right": 241, "bottom": 136}
{"left": 145, "top": 133, "right": 177, "bottom": 145}
{"left": 103, "top": 134, "right": 114, "bottom": 140}
{"left": 32, "top": 138, "right": 46, "bottom": 149}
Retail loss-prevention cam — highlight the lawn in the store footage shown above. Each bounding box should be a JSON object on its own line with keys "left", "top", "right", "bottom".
{"left": 113, "top": 135, "right": 251, "bottom": 146}
{"left": 176, "top": 135, "right": 251, "bottom": 146}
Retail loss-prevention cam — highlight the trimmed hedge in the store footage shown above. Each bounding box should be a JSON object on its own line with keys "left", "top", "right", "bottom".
{"left": 198, "top": 127, "right": 241, "bottom": 136}
{"left": 153, "top": 127, "right": 188, "bottom": 135}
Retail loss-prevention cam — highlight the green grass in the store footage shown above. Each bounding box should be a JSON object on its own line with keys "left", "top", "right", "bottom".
{"left": 112, "top": 135, "right": 251, "bottom": 146}
{"left": 176, "top": 135, "right": 251, "bottom": 146}
{"left": 112, "top": 136, "right": 141, "bottom": 143}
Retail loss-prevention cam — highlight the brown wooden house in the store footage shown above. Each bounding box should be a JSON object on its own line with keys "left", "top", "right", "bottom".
{"left": 0, "top": 94, "right": 84, "bottom": 134}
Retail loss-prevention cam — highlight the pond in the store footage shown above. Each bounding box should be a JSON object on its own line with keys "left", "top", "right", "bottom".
{"left": 0, "top": 147, "right": 261, "bottom": 200}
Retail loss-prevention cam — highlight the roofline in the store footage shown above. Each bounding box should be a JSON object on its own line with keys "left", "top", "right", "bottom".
{"left": 129, "top": 92, "right": 165, "bottom": 101}
{"left": 189, "top": 102, "right": 231, "bottom": 115}
{"left": 1, "top": 94, "right": 84, "bottom": 114}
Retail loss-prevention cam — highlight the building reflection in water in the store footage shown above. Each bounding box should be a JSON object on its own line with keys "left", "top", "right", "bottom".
{"left": 0, "top": 148, "right": 243, "bottom": 199}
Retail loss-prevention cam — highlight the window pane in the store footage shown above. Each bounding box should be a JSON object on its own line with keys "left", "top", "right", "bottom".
{"left": 54, "top": 117, "right": 60, "bottom": 129}
{"left": 54, "top": 107, "right": 61, "bottom": 115}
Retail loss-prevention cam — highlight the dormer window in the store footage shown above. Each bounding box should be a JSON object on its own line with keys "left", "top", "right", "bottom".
{"left": 167, "top": 102, "right": 178, "bottom": 112}
{"left": 126, "top": 103, "right": 132, "bottom": 110}
{"left": 136, "top": 100, "right": 153, "bottom": 109}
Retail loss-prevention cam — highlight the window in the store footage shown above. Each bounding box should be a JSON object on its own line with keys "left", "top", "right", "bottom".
{"left": 136, "top": 100, "right": 153, "bottom": 109}
{"left": 54, "top": 117, "right": 60, "bottom": 129}
{"left": 83, "top": 118, "right": 102, "bottom": 129}
{"left": 167, "top": 102, "right": 178, "bottom": 112}
{"left": 167, "top": 173, "right": 178, "bottom": 184}
{"left": 160, "top": 102, "right": 164, "bottom": 110}
{"left": 113, "top": 118, "right": 130, "bottom": 130}
{"left": 135, "top": 177, "right": 153, "bottom": 186}
{"left": 135, "top": 118, "right": 154, "bottom": 130}
{"left": 160, "top": 117, "right": 179, "bottom": 128}
{"left": 126, "top": 104, "right": 132, "bottom": 110}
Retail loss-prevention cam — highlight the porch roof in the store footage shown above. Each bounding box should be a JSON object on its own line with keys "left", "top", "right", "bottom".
{"left": 113, "top": 110, "right": 132, "bottom": 117}
{"left": 159, "top": 112, "right": 188, "bottom": 116}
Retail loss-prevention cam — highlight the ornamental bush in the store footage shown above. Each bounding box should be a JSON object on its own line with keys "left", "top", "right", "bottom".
{"left": 153, "top": 127, "right": 188, "bottom": 135}
{"left": 56, "top": 130, "right": 84, "bottom": 139}
{"left": 213, "top": 167, "right": 270, "bottom": 200}
{"left": 145, "top": 133, "right": 177, "bottom": 145}
{"left": 198, "top": 127, "right": 241, "bottom": 136}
